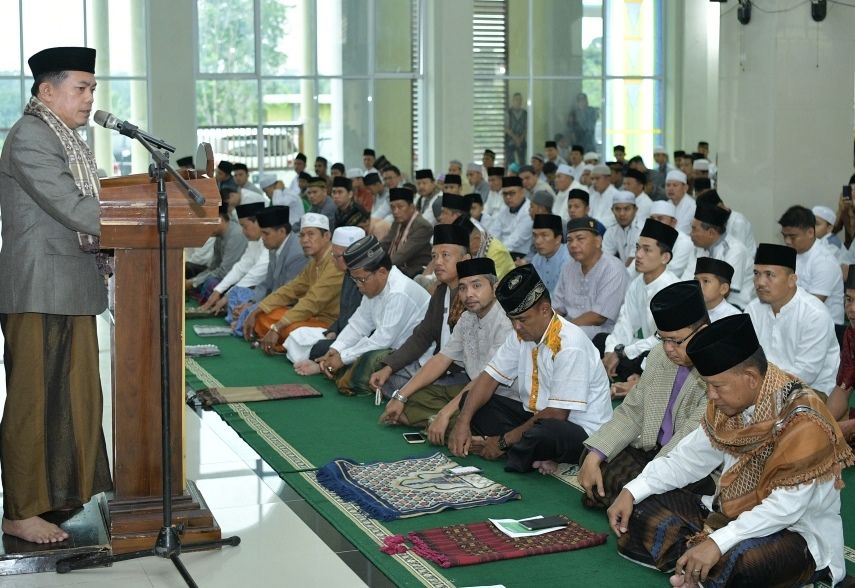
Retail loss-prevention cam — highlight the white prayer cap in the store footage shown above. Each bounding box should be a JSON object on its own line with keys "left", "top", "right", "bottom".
{"left": 259, "top": 173, "right": 277, "bottom": 189}
{"left": 666, "top": 170, "right": 687, "bottom": 184}
{"left": 466, "top": 161, "right": 484, "bottom": 173}
{"left": 581, "top": 164, "right": 594, "bottom": 174}
{"left": 591, "top": 164, "right": 611, "bottom": 176}
{"left": 692, "top": 159, "right": 710, "bottom": 171}
{"left": 332, "top": 226, "right": 365, "bottom": 247}
{"left": 650, "top": 200, "right": 677, "bottom": 218}
{"left": 346, "top": 167, "right": 363, "bottom": 179}
{"left": 612, "top": 190, "right": 636, "bottom": 206}
{"left": 556, "top": 164, "right": 575, "bottom": 177}
{"left": 301, "top": 212, "right": 329, "bottom": 231}
{"left": 812, "top": 205, "right": 836, "bottom": 226}
{"left": 583, "top": 151, "right": 600, "bottom": 162}
{"left": 653, "top": 146, "right": 667, "bottom": 155}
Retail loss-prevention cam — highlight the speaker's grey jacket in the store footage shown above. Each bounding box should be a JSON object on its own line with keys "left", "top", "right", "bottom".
{"left": 0, "top": 115, "right": 107, "bottom": 316}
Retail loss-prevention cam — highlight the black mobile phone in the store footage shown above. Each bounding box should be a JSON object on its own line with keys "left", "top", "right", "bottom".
{"left": 843, "top": 185, "right": 852, "bottom": 200}
{"left": 403, "top": 432, "right": 425, "bottom": 444}
{"left": 519, "top": 516, "right": 568, "bottom": 531}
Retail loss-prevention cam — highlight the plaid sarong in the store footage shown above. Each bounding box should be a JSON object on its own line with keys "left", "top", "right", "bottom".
{"left": 617, "top": 488, "right": 828, "bottom": 587}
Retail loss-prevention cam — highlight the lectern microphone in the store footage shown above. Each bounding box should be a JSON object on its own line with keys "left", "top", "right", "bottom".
{"left": 93, "top": 110, "right": 176, "bottom": 153}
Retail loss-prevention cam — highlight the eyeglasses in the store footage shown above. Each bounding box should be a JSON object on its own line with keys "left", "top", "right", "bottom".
{"left": 654, "top": 322, "right": 706, "bottom": 346}
{"left": 349, "top": 271, "right": 374, "bottom": 284}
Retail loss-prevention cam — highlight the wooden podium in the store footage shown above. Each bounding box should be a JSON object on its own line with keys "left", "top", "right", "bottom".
{"left": 99, "top": 167, "right": 220, "bottom": 554}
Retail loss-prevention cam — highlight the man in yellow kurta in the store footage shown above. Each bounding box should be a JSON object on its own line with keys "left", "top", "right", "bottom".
{"left": 243, "top": 212, "right": 344, "bottom": 353}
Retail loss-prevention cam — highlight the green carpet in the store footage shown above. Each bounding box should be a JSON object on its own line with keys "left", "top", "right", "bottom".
{"left": 185, "top": 317, "right": 854, "bottom": 587}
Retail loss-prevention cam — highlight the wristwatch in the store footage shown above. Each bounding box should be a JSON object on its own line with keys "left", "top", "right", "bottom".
{"left": 497, "top": 434, "right": 510, "bottom": 452}
{"left": 391, "top": 390, "right": 408, "bottom": 404}
{"left": 614, "top": 344, "right": 626, "bottom": 359}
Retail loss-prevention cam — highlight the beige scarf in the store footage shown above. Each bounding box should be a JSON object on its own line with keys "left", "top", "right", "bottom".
{"left": 24, "top": 97, "right": 112, "bottom": 274}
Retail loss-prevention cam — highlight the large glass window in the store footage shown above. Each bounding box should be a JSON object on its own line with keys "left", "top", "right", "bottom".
{"left": 0, "top": 0, "right": 148, "bottom": 175}
{"left": 472, "top": 0, "right": 663, "bottom": 167}
{"left": 195, "top": 0, "right": 422, "bottom": 181}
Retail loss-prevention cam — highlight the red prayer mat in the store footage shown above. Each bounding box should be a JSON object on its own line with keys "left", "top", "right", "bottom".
{"left": 382, "top": 516, "right": 607, "bottom": 568}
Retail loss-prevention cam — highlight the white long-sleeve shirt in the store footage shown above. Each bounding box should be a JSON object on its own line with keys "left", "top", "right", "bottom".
{"left": 605, "top": 270, "right": 679, "bottom": 359}
{"left": 271, "top": 188, "right": 305, "bottom": 227}
{"left": 214, "top": 239, "right": 268, "bottom": 294}
{"left": 602, "top": 218, "right": 641, "bottom": 265}
{"left": 484, "top": 190, "right": 505, "bottom": 217}
{"left": 726, "top": 210, "right": 756, "bottom": 254}
{"left": 796, "top": 240, "right": 844, "bottom": 324}
{"left": 589, "top": 184, "right": 618, "bottom": 229}
{"left": 694, "top": 234, "right": 754, "bottom": 309}
{"left": 493, "top": 199, "right": 534, "bottom": 254}
{"left": 331, "top": 266, "right": 430, "bottom": 365}
{"left": 707, "top": 298, "right": 741, "bottom": 322}
{"left": 671, "top": 194, "right": 696, "bottom": 235}
{"left": 746, "top": 288, "right": 839, "bottom": 394}
{"left": 624, "top": 424, "right": 846, "bottom": 585}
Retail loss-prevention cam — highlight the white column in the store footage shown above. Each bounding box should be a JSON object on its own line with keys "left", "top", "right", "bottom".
{"left": 423, "top": 0, "right": 473, "bottom": 171}
{"left": 716, "top": 3, "right": 855, "bottom": 243}
{"left": 147, "top": 0, "right": 198, "bottom": 160}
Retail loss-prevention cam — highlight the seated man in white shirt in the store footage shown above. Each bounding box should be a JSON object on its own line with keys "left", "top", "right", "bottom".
{"left": 690, "top": 203, "right": 754, "bottom": 309}
{"left": 603, "top": 219, "right": 680, "bottom": 381}
{"left": 645, "top": 200, "right": 695, "bottom": 279}
{"left": 448, "top": 264, "right": 613, "bottom": 473}
{"left": 608, "top": 314, "right": 853, "bottom": 588}
{"left": 484, "top": 166, "right": 505, "bottom": 217}
{"left": 746, "top": 243, "right": 839, "bottom": 396}
{"left": 314, "top": 235, "right": 430, "bottom": 396}
{"left": 693, "top": 257, "right": 740, "bottom": 322}
{"left": 621, "top": 168, "right": 652, "bottom": 223}
{"left": 778, "top": 205, "right": 845, "bottom": 328}
{"left": 492, "top": 175, "right": 534, "bottom": 260}
{"left": 602, "top": 190, "right": 642, "bottom": 268}
{"left": 695, "top": 189, "right": 756, "bottom": 255}
{"left": 199, "top": 202, "right": 269, "bottom": 318}
{"left": 665, "top": 170, "right": 695, "bottom": 234}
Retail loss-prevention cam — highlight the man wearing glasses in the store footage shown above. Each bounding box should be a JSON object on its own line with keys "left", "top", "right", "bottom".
{"left": 314, "top": 235, "right": 430, "bottom": 395}
{"left": 577, "top": 281, "right": 712, "bottom": 510}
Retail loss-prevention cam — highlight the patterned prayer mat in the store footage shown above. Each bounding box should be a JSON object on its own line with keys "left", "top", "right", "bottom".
{"left": 189, "top": 384, "right": 322, "bottom": 408}
{"left": 316, "top": 452, "right": 520, "bottom": 521}
{"left": 382, "top": 516, "right": 607, "bottom": 568}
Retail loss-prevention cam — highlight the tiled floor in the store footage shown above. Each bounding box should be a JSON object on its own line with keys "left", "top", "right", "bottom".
{"left": 0, "top": 315, "right": 393, "bottom": 587}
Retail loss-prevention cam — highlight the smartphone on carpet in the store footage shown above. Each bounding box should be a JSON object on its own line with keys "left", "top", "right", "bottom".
{"left": 519, "top": 516, "right": 568, "bottom": 531}
{"left": 403, "top": 432, "right": 426, "bottom": 444}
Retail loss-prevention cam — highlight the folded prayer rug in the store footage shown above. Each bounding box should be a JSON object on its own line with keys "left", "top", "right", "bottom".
{"left": 382, "top": 516, "right": 607, "bottom": 568}
{"left": 316, "top": 452, "right": 519, "bottom": 521}
{"left": 189, "top": 384, "right": 322, "bottom": 408}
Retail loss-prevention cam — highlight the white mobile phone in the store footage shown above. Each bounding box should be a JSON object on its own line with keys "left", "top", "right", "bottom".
{"left": 403, "top": 432, "right": 426, "bottom": 444}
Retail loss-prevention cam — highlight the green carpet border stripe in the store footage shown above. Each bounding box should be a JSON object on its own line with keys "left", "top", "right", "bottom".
{"left": 187, "top": 358, "right": 452, "bottom": 587}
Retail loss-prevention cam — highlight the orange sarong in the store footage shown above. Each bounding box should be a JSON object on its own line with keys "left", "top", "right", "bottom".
{"left": 254, "top": 307, "right": 330, "bottom": 352}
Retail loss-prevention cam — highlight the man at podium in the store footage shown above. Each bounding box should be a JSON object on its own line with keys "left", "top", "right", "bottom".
{"left": 0, "top": 47, "right": 113, "bottom": 543}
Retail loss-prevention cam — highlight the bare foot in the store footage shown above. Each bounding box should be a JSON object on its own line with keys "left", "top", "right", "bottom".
{"left": 2, "top": 516, "right": 69, "bottom": 544}
{"left": 532, "top": 460, "right": 559, "bottom": 475}
{"left": 294, "top": 360, "right": 321, "bottom": 376}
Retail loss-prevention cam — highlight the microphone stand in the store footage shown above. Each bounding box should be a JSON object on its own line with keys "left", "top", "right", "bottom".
{"left": 55, "top": 134, "right": 239, "bottom": 587}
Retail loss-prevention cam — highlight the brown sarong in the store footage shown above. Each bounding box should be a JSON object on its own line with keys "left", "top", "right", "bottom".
{"left": 0, "top": 313, "right": 112, "bottom": 519}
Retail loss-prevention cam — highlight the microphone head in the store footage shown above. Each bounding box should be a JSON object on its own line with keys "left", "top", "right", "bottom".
{"left": 93, "top": 110, "right": 118, "bottom": 130}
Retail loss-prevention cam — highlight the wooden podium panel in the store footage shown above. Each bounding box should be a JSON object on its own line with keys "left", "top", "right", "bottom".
{"left": 100, "top": 170, "right": 221, "bottom": 553}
